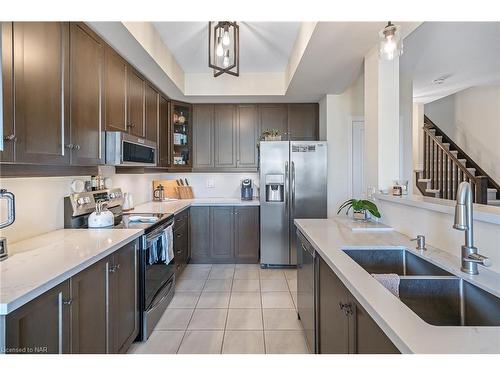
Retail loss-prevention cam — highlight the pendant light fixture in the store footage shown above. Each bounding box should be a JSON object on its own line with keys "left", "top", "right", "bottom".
{"left": 379, "top": 21, "right": 403, "bottom": 60}
{"left": 208, "top": 21, "right": 239, "bottom": 77}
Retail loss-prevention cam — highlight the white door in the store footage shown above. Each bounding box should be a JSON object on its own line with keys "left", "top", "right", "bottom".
{"left": 352, "top": 120, "right": 365, "bottom": 198}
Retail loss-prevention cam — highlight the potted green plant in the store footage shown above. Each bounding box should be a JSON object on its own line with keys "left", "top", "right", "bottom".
{"left": 260, "top": 129, "right": 282, "bottom": 141}
{"left": 337, "top": 199, "right": 381, "bottom": 221}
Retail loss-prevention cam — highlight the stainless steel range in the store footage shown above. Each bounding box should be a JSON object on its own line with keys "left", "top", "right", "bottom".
{"left": 64, "top": 188, "right": 176, "bottom": 341}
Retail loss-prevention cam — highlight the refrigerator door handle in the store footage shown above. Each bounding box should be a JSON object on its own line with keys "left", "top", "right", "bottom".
{"left": 291, "top": 161, "right": 296, "bottom": 214}
{"left": 285, "top": 160, "right": 289, "bottom": 216}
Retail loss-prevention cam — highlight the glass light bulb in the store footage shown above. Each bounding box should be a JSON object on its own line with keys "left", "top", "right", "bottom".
{"left": 379, "top": 22, "right": 402, "bottom": 61}
{"left": 222, "top": 30, "right": 230, "bottom": 46}
{"left": 223, "top": 50, "right": 230, "bottom": 68}
{"left": 216, "top": 37, "right": 224, "bottom": 57}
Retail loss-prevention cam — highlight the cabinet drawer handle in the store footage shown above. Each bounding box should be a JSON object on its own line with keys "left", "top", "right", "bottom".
{"left": 63, "top": 299, "right": 73, "bottom": 305}
{"left": 4, "top": 134, "right": 17, "bottom": 142}
{"left": 176, "top": 250, "right": 182, "bottom": 254}
{"left": 176, "top": 233, "right": 182, "bottom": 238}
{"left": 127, "top": 123, "right": 135, "bottom": 128}
{"left": 109, "top": 264, "right": 119, "bottom": 273}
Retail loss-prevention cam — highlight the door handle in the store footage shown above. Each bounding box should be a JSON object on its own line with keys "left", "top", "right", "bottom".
{"left": 291, "top": 161, "right": 296, "bottom": 213}
{"left": 285, "top": 161, "right": 289, "bottom": 215}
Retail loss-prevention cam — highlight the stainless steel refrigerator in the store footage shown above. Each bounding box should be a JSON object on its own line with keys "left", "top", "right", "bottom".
{"left": 260, "top": 141, "right": 327, "bottom": 266}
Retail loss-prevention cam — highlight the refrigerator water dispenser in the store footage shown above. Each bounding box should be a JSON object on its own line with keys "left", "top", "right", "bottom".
{"left": 265, "top": 174, "right": 284, "bottom": 202}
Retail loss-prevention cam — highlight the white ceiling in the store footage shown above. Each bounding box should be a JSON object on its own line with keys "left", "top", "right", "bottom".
{"left": 153, "top": 22, "right": 301, "bottom": 73}
{"left": 286, "top": 22, "right": 422, "bottom": 98}
{"left": 400, "top": 22, "right": 500, "bottom": 103}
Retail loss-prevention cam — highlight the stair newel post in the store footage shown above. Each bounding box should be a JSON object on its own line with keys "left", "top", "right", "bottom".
{"left": 475, "top": 176, "right": 489, "bottom": 205}
{"left": 439, "top": 147, "right": 443, "bottom": 197}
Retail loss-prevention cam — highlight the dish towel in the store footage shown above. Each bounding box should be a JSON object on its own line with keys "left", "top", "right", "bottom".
{"left": 159, "top": 224, "right": 174, "bottom": 264}
{"left": 371, "top": 273, "right": 400, "bottom": 298}
{"left": 148, "top": 240, "right": 158, "bottom": 265}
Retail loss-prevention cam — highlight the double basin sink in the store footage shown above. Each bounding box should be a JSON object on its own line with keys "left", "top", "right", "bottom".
{"left": 343, "top": 248, "right": 500, "bottom": 327}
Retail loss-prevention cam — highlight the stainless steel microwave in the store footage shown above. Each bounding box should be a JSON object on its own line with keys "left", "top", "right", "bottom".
{"left": 106, "top": 131, "right": 157, "bottom": 166}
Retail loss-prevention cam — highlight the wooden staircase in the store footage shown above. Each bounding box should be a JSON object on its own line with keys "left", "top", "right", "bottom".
{"left": 416, "top": 116, "right": 500, "bottom": 206}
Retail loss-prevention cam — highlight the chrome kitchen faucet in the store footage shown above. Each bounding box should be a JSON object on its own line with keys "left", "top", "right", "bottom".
{"left": 453, "top": 182, "right": 492, "bottom": 275}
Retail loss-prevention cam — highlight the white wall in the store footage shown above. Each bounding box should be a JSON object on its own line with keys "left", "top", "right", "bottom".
{"left": 377, "top": 198, "right": 500, "bottom": 274}
{"left": 0, "top": 172, "right": 258, "bottom": 244}
{"left": 424, "top": 85, "right": 500, "bottom": 182}
{"left": 322, "top": 73, "right": 364, "bottom": 217}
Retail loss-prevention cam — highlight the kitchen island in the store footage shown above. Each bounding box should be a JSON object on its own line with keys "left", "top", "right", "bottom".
{"left": 294, "top": 217, "right": 500, "bottom": 354}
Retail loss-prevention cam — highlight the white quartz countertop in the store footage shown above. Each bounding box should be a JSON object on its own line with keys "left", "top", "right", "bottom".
{"left": 294, "top": 217, "right": 500, "bottom": 354}
{"left": 0, "top": 229, "right": 143, "bottom": 315}
{"left": 129, "top": 198, "right": 260, "bottom": 215}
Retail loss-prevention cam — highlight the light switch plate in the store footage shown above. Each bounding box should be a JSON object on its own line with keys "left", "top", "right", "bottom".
{"left": 206, "top": 178, "right": 215, "bottom": 188}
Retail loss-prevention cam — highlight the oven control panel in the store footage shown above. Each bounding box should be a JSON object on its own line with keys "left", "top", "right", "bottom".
{"left": 67, "top": 188, "right": 124, "bottom": 217}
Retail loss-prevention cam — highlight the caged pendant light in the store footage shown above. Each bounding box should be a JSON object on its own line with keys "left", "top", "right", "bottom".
{"left": 208, "top": 21, "right": 239, "bottom": 77}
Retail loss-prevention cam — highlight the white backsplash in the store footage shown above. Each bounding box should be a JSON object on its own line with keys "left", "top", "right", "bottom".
{"left": 166, "top": 173, "right": 259, "bottom": 198}
{"left": 0, "top": 171, "right": 259, "bottom": 244}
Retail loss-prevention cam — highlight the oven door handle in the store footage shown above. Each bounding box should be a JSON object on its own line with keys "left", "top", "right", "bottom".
{"left": 146, "top": 278, "right": 175, "bottom": 311}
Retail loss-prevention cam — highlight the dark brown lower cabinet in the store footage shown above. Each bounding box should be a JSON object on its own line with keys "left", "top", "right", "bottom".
{"left": 174, "top": 208, "right": 190, "bottom": 276}
{"left": 234, "top": 206, "right": 260, "bottom": 263}
{"left": 5, "top": 281, "right": 71, "bottom": 354}
{"left": 190, "top": 206, "right": 259, "bottom": 264}
{"left": 317, "top": 254, "right": 400, "bottom": 354}
{"left": 210, "top": 206, "right": 234, "bottom": 261}
{"left": 4, "top": 240, "right": 139, "bottom": 354}
{"left": 109, "top": 240, "right": 139, "bottom": 354}
{"left": 70, "top": 257, "right": 108, "bottom": 354}
{"left": 190, "top": 206, "right": 211, "bottom": 261}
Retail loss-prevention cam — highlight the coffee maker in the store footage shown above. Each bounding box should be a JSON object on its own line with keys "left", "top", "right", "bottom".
{"left": 241, "top": 179, "right": 253, "bottom": 201}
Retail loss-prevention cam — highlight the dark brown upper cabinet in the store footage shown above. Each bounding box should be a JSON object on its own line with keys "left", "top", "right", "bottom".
{"left": 1, "top": 22, "right": 14, "bottom": 163}
{"left": 259, "top": 104, "right": 288, "bottom": 140}
{"left": 214, "top": 105, "right": 237, "bottom": 168}
{"left": 127, "top": 70, "right": 145, "bottom": 138}
{"left": 158, "top": 96, "right": 170, "bottom": 167}
{"left": 69, "top": 23, "right": 104, "bottom": 166}
{"left": 236, "top": 104, "right": 259, "bottom": 168}
{"left": 193, "top": 104, "right": 214, "bottom": 169}
{"left": 13, "top": 22, "right": 70, "bottom": 165}
{"left": 104, "top": 46, "right": 127, "bottom": 132}
{"left": 170, "top": 100, "right": 192, "bottom": 169}
{"left": 287, "top": 103, "right": 319, "bottom": 141}
{"left": 144, "top": 84, "right": 159, "bottom": 143}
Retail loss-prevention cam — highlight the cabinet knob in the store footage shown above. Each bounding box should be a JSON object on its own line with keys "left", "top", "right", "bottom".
{"left": 3, "top": 134, "right": 17, "bottom": 142}
{"left": 65, "top": 143, "right": 74, "bottom": 149}
{"left": 63, "top": 299, "right": 73, "bottom": 305}
{"left": 74, "top": 144, "right": 81, "bottom": 151}
{"left": 127, "top": 123, "right": 135, "bottom": 128}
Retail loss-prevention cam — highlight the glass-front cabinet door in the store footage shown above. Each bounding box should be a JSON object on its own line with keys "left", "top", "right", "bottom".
{"left": 170, "top": 100, "right": 192, "bottom": 170}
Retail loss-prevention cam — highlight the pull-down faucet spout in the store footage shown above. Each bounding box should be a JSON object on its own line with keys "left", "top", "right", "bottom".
{"left": 453, "top": 182, "right": 492, "bottom": 274}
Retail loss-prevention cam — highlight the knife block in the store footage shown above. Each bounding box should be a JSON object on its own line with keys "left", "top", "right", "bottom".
{"left": 177, "top": 186, "right": 194, "bottom": 199}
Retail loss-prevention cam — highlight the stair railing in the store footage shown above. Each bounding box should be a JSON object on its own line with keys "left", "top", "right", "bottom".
{"left": 422, "top": 125, "right": 489, "bottom": 204}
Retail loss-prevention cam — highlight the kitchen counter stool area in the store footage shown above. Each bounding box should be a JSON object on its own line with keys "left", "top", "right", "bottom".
{"left": 127, "top": 264, "right": 306, "bottom": 354}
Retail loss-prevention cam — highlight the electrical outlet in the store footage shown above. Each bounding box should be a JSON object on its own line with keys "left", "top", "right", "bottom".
{"left": 206, "top": 178, "right": 215, "bottom": 188}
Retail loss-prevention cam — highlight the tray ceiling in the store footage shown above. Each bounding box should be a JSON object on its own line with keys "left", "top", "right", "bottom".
{"left": 153, "top": 22, "right": 301, "bottom": 73}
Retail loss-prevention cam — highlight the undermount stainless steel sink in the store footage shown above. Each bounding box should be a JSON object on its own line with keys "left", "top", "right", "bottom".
{"left": 343, "top": 249, "right": 500, "bottom": 326}
{"left": 343, "top": 248, "right": 452, "bottom": 276}
{"left": 400, "top": 276, "right": 500, "bottom": 326}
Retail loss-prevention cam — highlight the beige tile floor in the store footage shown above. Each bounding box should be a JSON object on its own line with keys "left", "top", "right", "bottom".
{"left": 128, "top": 264, "right": 309, "bottom": 354}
